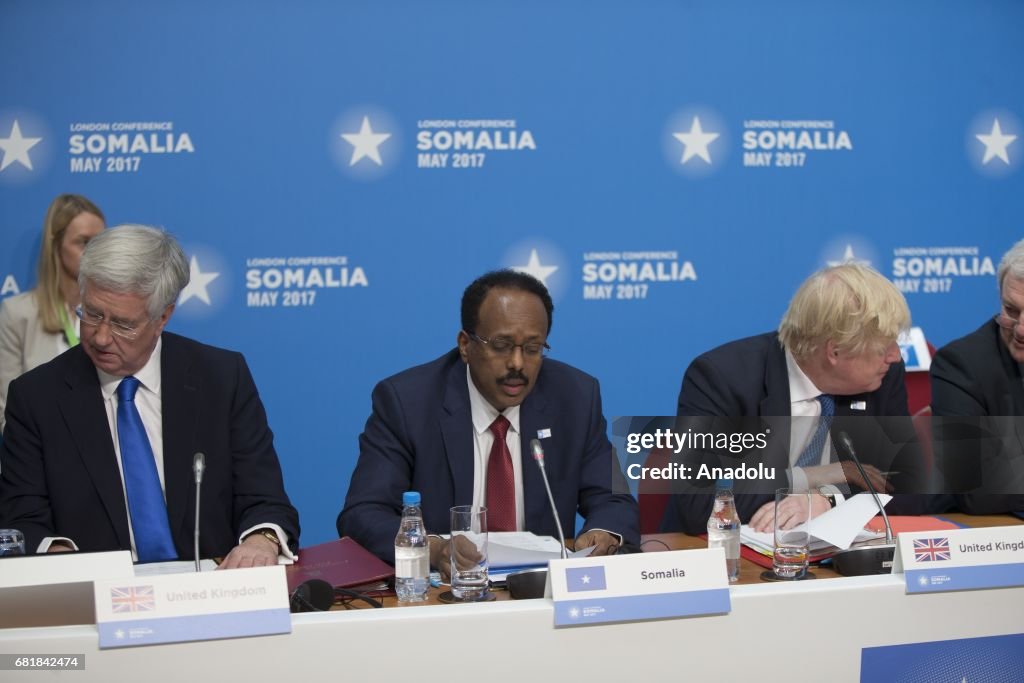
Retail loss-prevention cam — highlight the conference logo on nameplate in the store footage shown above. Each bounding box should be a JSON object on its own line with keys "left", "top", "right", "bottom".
{"left": 549, "top": 549, "right": 730, "bottom": 627}
{"left": 94, "top": 565, "right": 291, "bottom": 648}
{"left": 244, "top": 255, "right": 369, "bottom": 308}
{"left": 416, "top": 118, "right": 537, "bottom": 170}
{"left": 67, "top": 120, "right": 195, "bottom": 174}
{"left": 893, "top": 527, "right": 1024, "bottom": 594}
{"left": 890, "top": 245, "right": 996, "bottom": 296}
{"left": 581, "top": 249, "right": 697, "bottom": 301}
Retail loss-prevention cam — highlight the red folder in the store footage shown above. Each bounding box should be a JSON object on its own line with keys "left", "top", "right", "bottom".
{"left": 285, "top": 537, "right": 394, "bottom": 592}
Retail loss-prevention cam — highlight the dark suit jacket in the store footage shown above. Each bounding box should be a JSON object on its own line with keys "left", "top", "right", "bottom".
{"left": 0, "top": 332, "right": 299, "bottom": 557}
{"left": 930, "top": 319, "right": 1024, "bottom": 513}
{"left": 661, "top": 332, "right": 924, "bottom": 533}
{"left": 337, "top": 349, "right": 639, "bottom": 562}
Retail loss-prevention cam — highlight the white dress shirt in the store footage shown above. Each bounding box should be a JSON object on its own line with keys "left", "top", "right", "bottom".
{"left": 466, "top": 366, "right": 526, "bottom": 529}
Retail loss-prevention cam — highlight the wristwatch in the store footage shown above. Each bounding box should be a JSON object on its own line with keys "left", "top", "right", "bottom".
{"left": 818, "top": 488, "right": 838, "bottom": 508}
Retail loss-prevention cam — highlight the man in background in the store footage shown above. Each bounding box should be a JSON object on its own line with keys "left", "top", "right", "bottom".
{"left": 930, "top": 239, "right": 1024, "bottom": 514}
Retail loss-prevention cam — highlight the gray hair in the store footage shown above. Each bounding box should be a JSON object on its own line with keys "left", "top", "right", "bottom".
{"left": 79, "top": 225, "right": 190, "bottom": 319}
{"left": 998, "top": 239, "right": 1024, "bottom": 291}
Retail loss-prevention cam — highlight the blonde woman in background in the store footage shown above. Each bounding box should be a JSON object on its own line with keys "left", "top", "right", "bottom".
{"left": 0, "top": 194, "right": 105, "bottom": 431}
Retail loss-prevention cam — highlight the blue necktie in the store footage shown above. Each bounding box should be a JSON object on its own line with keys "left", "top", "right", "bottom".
{"left": 117, "top": 377, "right": 177, "bottom": 562}
{"left": 796, "top": 394, "right": 834, "bottom": 468}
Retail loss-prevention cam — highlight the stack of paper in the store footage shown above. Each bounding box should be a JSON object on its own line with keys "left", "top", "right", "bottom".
{"left": 740, "top": 493, "right": 890, "bottom": 557}
{"left": 488, "top": 532, "right": 594, "bottom": 581}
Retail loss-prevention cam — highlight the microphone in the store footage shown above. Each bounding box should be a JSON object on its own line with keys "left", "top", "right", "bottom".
{"left": 288, "top": 579, "right": 383, "bottom": 612}
{"left": 530, "top": 438, "right": 568, "bottom": 560}
{"left": 830, "top": 431, "right": 896, "bottom": 576}
{"left": 290, "top": 579, "right": 334, "bottom": 612}
{"left": 193, "top": 452, "right": 205, "bottom": 572}
{"left": 507, "top": 438, "right": 565, "bottom": 600}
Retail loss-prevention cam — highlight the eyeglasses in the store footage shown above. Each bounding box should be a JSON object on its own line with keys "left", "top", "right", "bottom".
{"left": 995, "top": 312, "right": 1024, "bottom": 331}
{"left": 75, "top": 306, "right": 147, "bottom": 340}
{"left": 466, "top": 332, "right": 550, "bottom": 358}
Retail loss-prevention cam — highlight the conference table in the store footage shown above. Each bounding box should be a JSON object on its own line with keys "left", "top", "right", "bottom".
{"left": 0, "top": 514, "right": 1021, "bottom": 681}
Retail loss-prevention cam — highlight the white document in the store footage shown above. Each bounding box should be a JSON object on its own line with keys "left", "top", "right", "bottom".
{"left": 485, "top": 532, "right": 593, "bottom": 581}
{"left": 741, "top": 493, "right": 890, "bottom": 552}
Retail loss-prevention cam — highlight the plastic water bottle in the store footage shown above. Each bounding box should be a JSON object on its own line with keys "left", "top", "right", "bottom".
{"left": 707, "top": 478, "right": 741, "bottom": 582}
{"left": 394, "top": 491, "right": 430, "bottom": 602}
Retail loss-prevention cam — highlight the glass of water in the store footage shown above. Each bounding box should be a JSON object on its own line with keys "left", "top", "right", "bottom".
{"left": 449, "top": 505, "right": 490, "bottom": 601}
{"left": 772, "top": 489, "right": 811, "bottom": 579}
{"left": 0, "top": 529, "right": 25, "bottom": 556}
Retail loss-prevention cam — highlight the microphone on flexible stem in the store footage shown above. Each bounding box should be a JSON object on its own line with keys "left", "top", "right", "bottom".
{"left": 531, "top": 438, "right": 568, "bottom": 560}
{"left": 831, "top": 432, "right": 896, "bottom": 576}
{"left": 193, "top": 452, "right": 205, "bottom": 572}
{"left": 507, "top": 439, "right": 566, "bottom": 600}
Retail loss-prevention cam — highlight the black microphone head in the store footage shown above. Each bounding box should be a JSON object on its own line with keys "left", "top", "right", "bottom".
{"left": 836, "top": 431, "right": 855, "bottom": 456}
{"left": 290, "top": 579, "right": 334, "bottom": 612}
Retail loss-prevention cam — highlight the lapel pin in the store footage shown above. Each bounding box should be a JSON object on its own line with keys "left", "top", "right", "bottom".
{"left": 537, "top": 428, "right": 552, "bottom": 439}
{"left": 850, "top": 401, "right": 867, "bottom": 411}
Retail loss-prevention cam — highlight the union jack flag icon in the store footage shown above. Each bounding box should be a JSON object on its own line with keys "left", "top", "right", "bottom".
{"left": 913, "top": 537, "right": 951, "bottom": 562}
{"left": 110, "top": 585, "right": 156, "bottom": 613}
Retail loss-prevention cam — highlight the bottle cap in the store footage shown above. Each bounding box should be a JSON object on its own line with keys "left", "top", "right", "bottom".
{"left": 716, "top": 477, "right": 734, "bottom": 490}
{"left": 403, "top": 491, "right": 421, "bottom": 506}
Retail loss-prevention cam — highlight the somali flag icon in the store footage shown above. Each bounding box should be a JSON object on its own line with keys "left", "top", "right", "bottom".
{"left": 565, "top": 566, "right": 607, "bottom": 592}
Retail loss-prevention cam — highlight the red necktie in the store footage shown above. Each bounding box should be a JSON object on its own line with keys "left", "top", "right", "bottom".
{"left": 487, "top": 415, "right": 516, "bottom": 531}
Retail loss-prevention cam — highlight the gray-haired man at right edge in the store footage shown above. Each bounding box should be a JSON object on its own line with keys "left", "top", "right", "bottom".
{"left": 661, "top": 263, "right": 929, "bottom": 535}
{"left": 929, "top": 239, "right": 1024, "bottom": 515}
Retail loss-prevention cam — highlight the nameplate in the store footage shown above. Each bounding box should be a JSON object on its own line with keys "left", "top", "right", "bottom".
{"left": 549, "top": 549, "right": 730, "bottom": 627}
{"left": 893, "top": 526, "right": 1024, "bottom": 594}
{"left": 94, "top": 565, "right": 291, "bottom": 648}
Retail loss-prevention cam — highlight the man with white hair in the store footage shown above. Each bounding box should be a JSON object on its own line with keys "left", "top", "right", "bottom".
{"left": 930, "top": 240, "right": 1024, "bottom": 514}
{"left": 0, "top": 225, "right": 299, "bottom": 565}
{"left": 662, "top": 263, "right": 927, "bottom": 533}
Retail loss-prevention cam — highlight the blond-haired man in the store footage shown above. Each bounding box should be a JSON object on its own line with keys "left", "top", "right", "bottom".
{"left": 662, "top": 264, "right": 926, "bottom": 533}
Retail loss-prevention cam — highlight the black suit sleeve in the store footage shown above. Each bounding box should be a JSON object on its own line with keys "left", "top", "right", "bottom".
{"left": 337, "top": 378, "right": 412, "bottom": 562}
{"left": 930, "top": 343, "right": 1024, "bottom": 514}
{"left": 0, "top": 374, "right": 56, "bottom": 551}
{"left": 227, "top": 354, "right": 300, "bottom": 550}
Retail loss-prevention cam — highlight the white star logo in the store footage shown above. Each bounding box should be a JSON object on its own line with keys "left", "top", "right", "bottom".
{"left": 177, "top": 255, "right": 220, "bottom": 306}
{"left": 673, "top": 116, "right": 720, "bottom": 164}
{"left": 115, "top": 629, "right": 125, "bottom": 639}
{"left": 827, "top": 244, "right": 871, "bottom": 267}
{"left": 976, "top": 118, "right": 1017, "bottom": 165}
{"left": 581, "top": 574, "right": 591, "bottom": 585}
{"left": 341, "top": 116, "right": 392, "bottom": 167}
{"left": 568, "top": 607, "right": 580, "bottom": 619}
{"left": 512, "top": 248, "right": 558, "bottom": 286}
{"left": 917, "top": 575, "right": 929, "bottom": 586}
{"left": 0, "top": 120, "right": 43, "bottom": 172}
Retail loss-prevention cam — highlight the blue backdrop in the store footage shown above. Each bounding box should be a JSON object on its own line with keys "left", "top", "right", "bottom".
{"left": 1, "top": 1, "right": 1020, "bottom": 545}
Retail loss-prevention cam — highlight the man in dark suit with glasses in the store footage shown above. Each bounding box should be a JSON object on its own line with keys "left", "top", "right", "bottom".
{"left": 338, "top": 269, "right": 638, "bottom": 576}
